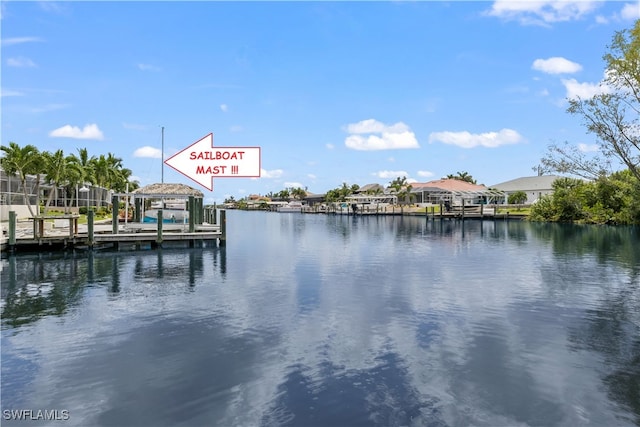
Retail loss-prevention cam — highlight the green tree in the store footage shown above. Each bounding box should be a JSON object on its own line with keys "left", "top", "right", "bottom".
{"left": 42, "top": 149, "right": 67, "bottom": 214}
{"left": 446, "top": 171, "right": 477, "bottom": 184}
{"left": 0, "top": 142, "right": 42, "bottom": 216}
{"left": 324, "top": 182, "right": 357, "bottom": 203}
{"left": 276, "top": 188, "right": 290, "bottom": 201}
{"left": 290, "top": 187, "right": 307, "bottom": 200}
{"left": 530, "top": 172, "right": 639, "bottom": 224}
{"left": 388, "top": 176, "right": 413, "bottom": 212}
{"left": 508, "top": 190, "right": 527, "bottom": 205}
{"left": 544, "top": 20, "right": 640, "bottom": 182}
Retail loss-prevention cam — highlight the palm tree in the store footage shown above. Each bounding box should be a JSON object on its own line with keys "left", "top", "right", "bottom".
{"left": 67, "top": 148, "right": 96, "bottom": 209}
{"left": 0, "top": 142, "right": 42, "bottom": 216}
{"left": 446, "top": 171, "right": 477, "bottom": 184}
{"left": 90, "top": 153, "right": 125, "bottom": 206}
{"left": 42, "top": 149, "right": 67, "bottom": 214}
{"left": 290, "top": 187, "right": 307, "bottom": 200}
{"left": 389, "top": 176, "right": 414, "bottom": 213}
{"left": 64, "top": 155, "right": 84, "bottom": 210}
{"left": 277, "top": 188, "right": 290, "bottom": 201}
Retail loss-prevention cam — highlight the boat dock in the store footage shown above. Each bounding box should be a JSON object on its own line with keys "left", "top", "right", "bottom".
{"left": 1, "top": 208, "right": 226, "bottom": 254}
{"left": 298, "top": 203, "right": 527, "bottom": 220}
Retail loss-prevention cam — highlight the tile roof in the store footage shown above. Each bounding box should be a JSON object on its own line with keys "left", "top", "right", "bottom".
{"left": 411, "top": 179, "right": 488, "bottom": 192}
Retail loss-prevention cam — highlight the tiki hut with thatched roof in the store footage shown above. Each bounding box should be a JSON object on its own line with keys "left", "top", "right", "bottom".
{"left": 132, "top": 183, "right": 204, "bottom": 198}
{"left": 129, "top": 183, "right": 204, "bottom": 223}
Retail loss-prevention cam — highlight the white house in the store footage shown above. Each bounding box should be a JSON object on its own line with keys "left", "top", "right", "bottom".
{"left": 491, "top": 175, "right": 563, "bottom": 204}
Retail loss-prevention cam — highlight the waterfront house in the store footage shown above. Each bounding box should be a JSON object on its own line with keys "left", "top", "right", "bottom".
{"left": 491, "top": 175, "right": 562, "bottom": 204}
{"left": 410, "top": 179, "right": 504, "bottom": 207}
{"left": 0, "top": 167, "right": 110, "bottom": 220}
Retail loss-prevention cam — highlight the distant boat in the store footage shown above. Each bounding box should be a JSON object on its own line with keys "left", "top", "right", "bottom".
{"left": 277, "top": 201, "right": 304, "bottom": 213}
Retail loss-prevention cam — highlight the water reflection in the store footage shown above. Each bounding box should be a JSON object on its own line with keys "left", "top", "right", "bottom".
{"left": 1, "top": 247, "right": 227, "bottom": 330}
{"left": 1, "top": 213, "right": 638, "bottom": 426}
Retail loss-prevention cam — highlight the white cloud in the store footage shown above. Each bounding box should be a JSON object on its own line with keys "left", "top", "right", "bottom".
{"left": 1, "top": 37, "right": 43, "bottom": 46}
{"left": 620, "top": 2, "right": 640, "bottom": 20}
{"left": 428, "top": 128, "right": 523, "bottom": 148}
{"left": 374, "top": 170, "right": 409, "bottom": 179}
{"left": 137, "top": 63, "right": 161, "bottom": 72}
{"left": 326, "top": 143, "right": 335, "bottom": 150}
{"left": 388, "top": 157, "right": 395, "bottom": 162}
{"left": 345, "top": 119, "right": 410, "bottom": 135}
{"left": 230, "top": 125, "right": 243, "bottom": 132}
{"left": 49, "top": 123, "right": 104, "bottom": 140}
{"left": 417, "top": 170, "right": 435, "bottom": 178}
{"left": 532, "top": 57, "right": 582, "bottom": 74}
{"left": 220, "top": 104, "right": 228, "bottom": 112}
{"left": 7, "top": 57, "right": 36, "bottom": 67}
{"left": 1, "top": 89, "right": 24, "bottom": 97}
{"left": 578, "top": 143, "right": 599, "bottom": 152}
{"left": 561, "top": 78, "right": 611, "bottom": 99}
{"left": 344, "top": 119, "right": 419, "bottom": 151}
{"left": 595, "top": 15, "right": 609, "bottom": 24}
{"left": 307, "top": 174, "right": 317, "bottom": 180}
{"left": 284, "top": 182, "right": 304, "bottom": 189}
{"left": 29, "top": 104, "right": 69, "bottom": 113}
{"left": 133, "top": 146, "right": 162, "bottom": 159}
{"left": 486, "top": 0, "right": 599, "bottom": 25}
{"left": 595, "top": 3, "right": 638, "bottom": 24}
{"left": 261, "top": 168, "right": 283, "bottom": 179}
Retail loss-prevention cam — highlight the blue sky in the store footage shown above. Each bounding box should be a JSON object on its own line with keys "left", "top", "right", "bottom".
{"left": 2, "top": 1, "right": 639, "bottom": 203}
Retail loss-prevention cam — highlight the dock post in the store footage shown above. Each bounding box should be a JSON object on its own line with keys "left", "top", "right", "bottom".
{"left": 157, "top": 209, "right": 163, "bottom": 247}
{"left": 461, "top": 199, "right": 465, "bottom": 221}
{"left": 213, "top": 203, "right": 217, "bottom": 225}
{"left": 440, "top": 203, "right": 443, "bottom": 219}
{"left": 188, "top": 196, "right": 195, "bottom": 233}
{"left": 87, "top": 209, "right": 94, "bottom": 249}
{"left": 8, "top": 211, "right": 16, "bottom": 250}
{"left": 480, "top": 203, "right": 484, "bottom": 218}
{"left": 219, "top": 209, "right": 226, "bottom": 246}
{"left": 134, "top": 198, "right": 141, "bottom": 222}
{"left": 112, "top": 195, "right": 119, "bottom": 234}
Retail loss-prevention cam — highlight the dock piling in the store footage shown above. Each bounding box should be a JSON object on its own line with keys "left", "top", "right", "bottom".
{"left": 219, "top": 209, "right": 226, "bottom": 246}
{"left": 157, "top": 209, "right": 163, "bottom": 246}
{"left": 188, "top": 196, "right": 195, "bottom": 233}
{"left": 87, "top": 209, "right": 94, "bottom": 248}
{"left": 134, "top": 198, "right": 141, "bottom": 222}
{"left": 8, "top": 211, "right": 16, "bottom": 249}
{"left": 112, "top": 195, "right": 119, "bottom": 234}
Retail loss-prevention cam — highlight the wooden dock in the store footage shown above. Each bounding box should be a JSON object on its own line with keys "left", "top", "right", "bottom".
{"left": 1, "top": 209, "right": 226, "bottom": 254}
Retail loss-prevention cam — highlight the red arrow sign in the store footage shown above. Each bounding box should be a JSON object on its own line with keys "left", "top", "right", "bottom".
{"left": 164, "top": 133, "right": 261, "bottom": 191}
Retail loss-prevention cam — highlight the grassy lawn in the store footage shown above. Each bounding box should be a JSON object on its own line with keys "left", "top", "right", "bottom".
{"left": 37, "top": 210, "right": 112, "bottom": 224}
{"left": 496, "top": 207, "right": 531, "bottom": 215}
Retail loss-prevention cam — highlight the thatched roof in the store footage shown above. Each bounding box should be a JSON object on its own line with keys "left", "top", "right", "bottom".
{"left": 132, "top": 183, "right": 204, "bottom": 198}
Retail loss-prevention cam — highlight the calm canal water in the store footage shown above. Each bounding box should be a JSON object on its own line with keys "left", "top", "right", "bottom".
{"left": 2, "top": 211, "right": 639, "bottom": 427}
